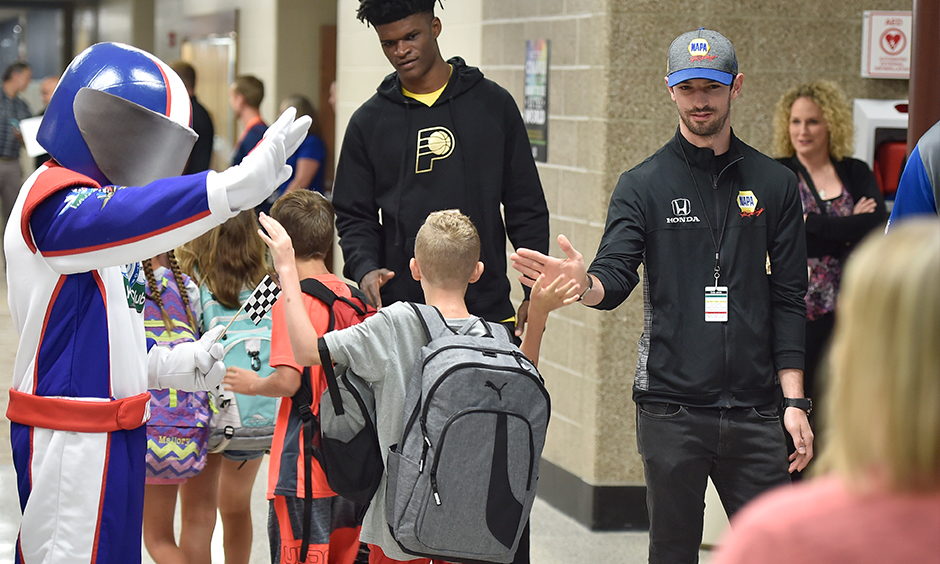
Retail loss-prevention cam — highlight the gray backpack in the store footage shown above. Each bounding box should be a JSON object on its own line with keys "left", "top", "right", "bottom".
{"left": 385, "top": 303, "right": 550, "bottom": 563}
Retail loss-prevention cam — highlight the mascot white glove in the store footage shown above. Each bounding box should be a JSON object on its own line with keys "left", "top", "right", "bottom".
{"left": 206, "top": 107, "right": 312, "bottom": 216}
{"left": 147, "top": 325, "right": 226, "bottom": 391}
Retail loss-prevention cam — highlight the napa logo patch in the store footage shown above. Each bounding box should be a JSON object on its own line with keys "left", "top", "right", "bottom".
{"left": 416, "top": 126, "right": 455, "bottom": 173}
{"left": 688, "top": 38, "right": 717, "bottom": 62}
{"left": 123, "top": 261, "right": 147, "bottom": 313}
{"left": 737, "top": 191, "right": 764, "bottom": 218}
{"left": 688, "top": 38, "right": 709, "bottom": 56}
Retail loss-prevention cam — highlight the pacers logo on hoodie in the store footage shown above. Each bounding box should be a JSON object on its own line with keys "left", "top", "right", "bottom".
{"left": 416, "top": 126, "right": 455, "bottom": 173}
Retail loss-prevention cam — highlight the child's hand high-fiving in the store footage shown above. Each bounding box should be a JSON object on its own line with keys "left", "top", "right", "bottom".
{"left": 257, "top": 212, "right": 295, "bottom": 275}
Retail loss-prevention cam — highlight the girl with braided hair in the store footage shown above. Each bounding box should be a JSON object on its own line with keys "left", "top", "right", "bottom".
{"left": 141, "top": 250, "right": 219, "bottom": 564}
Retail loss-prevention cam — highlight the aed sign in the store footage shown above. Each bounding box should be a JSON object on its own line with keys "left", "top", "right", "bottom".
{"left": 861, "top": 11, "right": 912, "bottom": 79}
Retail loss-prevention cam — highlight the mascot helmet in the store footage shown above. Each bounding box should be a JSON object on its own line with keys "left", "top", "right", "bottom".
{"left": 38, "top": 42, "right": 197, "bottom": 187}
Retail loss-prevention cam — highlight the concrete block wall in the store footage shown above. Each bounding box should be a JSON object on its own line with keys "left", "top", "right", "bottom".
{"left": 482, "top": 0, "right": 649, "bottom": 508}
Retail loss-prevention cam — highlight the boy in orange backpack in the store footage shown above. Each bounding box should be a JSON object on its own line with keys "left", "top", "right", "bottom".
{"left": 224, "top": 190, "right": 365, "bottom": 564}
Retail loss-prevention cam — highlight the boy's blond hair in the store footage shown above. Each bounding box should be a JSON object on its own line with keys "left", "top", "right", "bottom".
{"left": 270, "top": 190, "right": 334, "bottom": 261}
{"left": 414, "top": 210, "right": 480, "bottom": 290}
{"left": 821, "top": 219, "right": 940, "bottom": 493}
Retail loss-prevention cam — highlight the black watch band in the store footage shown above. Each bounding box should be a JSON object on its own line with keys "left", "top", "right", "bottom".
{"left": 783, "top": 397, "right": 813, "bottom": 414}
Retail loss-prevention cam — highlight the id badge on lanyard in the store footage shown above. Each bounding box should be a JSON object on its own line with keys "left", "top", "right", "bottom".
{"left": 705, "top": 286, "right": 728, "bottom": 322}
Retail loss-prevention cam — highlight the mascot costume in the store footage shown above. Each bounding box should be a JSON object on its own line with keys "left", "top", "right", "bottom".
{"left": 3, "top": 42, "right": 309, "bottom": 563}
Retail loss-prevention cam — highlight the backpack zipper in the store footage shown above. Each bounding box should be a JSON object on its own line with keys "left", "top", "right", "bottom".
{"left": 428, "top": 408, "right": 536, "bottom": 505}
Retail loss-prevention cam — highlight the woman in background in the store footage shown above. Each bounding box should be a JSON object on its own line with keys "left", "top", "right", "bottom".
{"left": 257, "top": 94, "right": 327, "bottom": 215}
{"left": 773, "top": 81, "right": 886, "bottom": 475}
{"left": 713, "top": 219, "right": 940, "bottom": 564}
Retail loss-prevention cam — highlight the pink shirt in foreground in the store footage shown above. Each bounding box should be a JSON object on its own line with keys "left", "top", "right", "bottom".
{"left": 713, "top": 476, "right": 940, "bottom": 564}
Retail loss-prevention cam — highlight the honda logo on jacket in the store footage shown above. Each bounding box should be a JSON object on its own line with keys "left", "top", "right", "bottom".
{"left": 667, "top": 198, "right": 700, "bottom": 223}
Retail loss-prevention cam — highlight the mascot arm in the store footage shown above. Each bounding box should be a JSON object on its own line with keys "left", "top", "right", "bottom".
{"left": 29, "top": 172, "right": 220, "bottom": 274}
{"left": 147, "top": 326, "right": 225, "bottom": 391}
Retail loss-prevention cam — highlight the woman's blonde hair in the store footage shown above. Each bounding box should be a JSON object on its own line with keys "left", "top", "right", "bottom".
{"left": 820, "top": 219, "right": 940, "bottom": 492}
{"left": 176, "top": 211, "right": 273, "bottom": 310}
{"left": 772, "top": 80, "right": 854, "bottom": 160}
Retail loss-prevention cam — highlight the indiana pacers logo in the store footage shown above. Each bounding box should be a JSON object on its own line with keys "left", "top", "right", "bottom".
{"left": 416, "top": 126, "right": 455, "bottom": 173}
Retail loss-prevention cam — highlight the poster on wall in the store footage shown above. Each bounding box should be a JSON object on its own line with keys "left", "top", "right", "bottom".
{"left": 861, "top": 11, "right": 912, "bottom": 79}
{"left": 524, "top": 39, "right": 549, "bottom": 163}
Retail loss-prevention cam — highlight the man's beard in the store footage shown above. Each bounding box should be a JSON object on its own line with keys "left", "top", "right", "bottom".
{"left": 679, "top": 98, "right": 731, "bottom": 138}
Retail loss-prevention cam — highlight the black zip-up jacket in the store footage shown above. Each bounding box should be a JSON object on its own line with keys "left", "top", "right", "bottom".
{"left": 589, "top": 130, "right": 808, "bottom": 408}
{"left": 333, "top": 57, "right": 549, "bottom": 322}
{"left": 777, "top": 155, "right": 887, "bottom": 260}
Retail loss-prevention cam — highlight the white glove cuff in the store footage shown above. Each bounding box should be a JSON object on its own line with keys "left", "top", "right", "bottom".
{"left": 205, "top": 170, "right": 238, "bottom": 222}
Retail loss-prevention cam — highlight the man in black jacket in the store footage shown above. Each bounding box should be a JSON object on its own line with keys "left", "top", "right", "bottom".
{"left": 333, "top": 0, "right": 549, "bottom": 341}
{"left": 169, "top": 61, "right": 215, "bottom": 175}
{"left": 512, "top": 29, "right": 813, "bottom": 563}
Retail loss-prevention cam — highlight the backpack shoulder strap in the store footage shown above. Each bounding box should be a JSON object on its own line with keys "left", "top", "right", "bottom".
{"left": 455, "top": 317, "right": 496, "bottom": 338}
{"left": 344, "top": 283, "right": 370, "bottom": 311}
{"left": 300, "top": 278, "right": 337, "bottom": 332}
{"left": 408, "top": 302, "right": 455, "bottom": 342}
{"left": 485, "top": 320, "right": 513, "bottom": 344}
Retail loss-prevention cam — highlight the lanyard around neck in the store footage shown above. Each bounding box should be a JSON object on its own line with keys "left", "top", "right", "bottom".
{"left": 677, "top": 132, "right": 736, "bottom": 287}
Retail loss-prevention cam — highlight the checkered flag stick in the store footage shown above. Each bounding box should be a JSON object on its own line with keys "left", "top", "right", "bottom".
{"left": 214, "top": 275, "right": 281, "bottom": 343}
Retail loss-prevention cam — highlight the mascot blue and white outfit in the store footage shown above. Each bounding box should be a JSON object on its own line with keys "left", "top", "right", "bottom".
{"left": 4, "top": 42, "right": 309, "bottom": 563}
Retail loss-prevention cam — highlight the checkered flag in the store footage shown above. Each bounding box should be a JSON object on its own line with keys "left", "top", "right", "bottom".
{"left": 244, "top": 275, "right": 281, "bottom": 325}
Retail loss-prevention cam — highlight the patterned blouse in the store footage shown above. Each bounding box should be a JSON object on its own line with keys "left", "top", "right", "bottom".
{"left": 799, "top": 179, "right": 855, "bottom": 320}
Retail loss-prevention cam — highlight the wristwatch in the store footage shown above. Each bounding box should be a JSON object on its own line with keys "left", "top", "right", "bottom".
{"left": 783, "top": 397, "right": 813, "bottom": 414}
{"left": 577, "top": 274, "right": 594, "bottom": 302}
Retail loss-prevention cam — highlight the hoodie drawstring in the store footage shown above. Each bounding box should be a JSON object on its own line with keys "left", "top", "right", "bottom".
{"left": 394, "top": 102, "right": 412, "bottom": 246}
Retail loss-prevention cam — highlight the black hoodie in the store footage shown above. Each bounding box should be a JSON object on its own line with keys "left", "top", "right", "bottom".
{"left": 333, "top": 57, "right": 549, "bottom": 322}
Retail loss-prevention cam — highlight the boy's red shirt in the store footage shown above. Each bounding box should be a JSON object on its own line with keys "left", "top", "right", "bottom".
{"left": 266, "top": 272, "right": 354, "bottom": 499}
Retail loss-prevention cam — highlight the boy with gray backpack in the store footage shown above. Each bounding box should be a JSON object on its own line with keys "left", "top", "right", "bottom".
{"left": 257, "top": 209, "right": 578, "bottom": 564}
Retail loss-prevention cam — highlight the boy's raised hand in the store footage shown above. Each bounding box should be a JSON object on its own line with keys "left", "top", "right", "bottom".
{"left": 529, "top": 273, "right": 580, "bottom": 318}
{"left": 258, "top": 212, "right": 295, "bottom": 274}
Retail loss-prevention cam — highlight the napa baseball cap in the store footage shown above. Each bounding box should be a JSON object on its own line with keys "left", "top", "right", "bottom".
{"left": 667, "top": 28, "right": 738, "bottom": 87}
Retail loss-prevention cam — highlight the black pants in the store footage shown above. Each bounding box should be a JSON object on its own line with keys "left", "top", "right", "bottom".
{"left": 637, "top": 403, "right": 790, "bottom": 564}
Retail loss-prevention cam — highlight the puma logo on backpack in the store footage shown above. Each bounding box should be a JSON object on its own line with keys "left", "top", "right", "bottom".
{"left": 385, "top": 303, "right": 550, "bottom": 563}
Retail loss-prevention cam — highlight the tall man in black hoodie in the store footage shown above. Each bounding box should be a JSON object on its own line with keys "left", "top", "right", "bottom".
{"left": 333, "top": 0, "right": 550, "bottom": 344}
{"left": 513, "top": 29, "right": 814, "bottom": 563}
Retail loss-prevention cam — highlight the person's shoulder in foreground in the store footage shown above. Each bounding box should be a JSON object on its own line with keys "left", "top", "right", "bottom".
{"left": 714, "top": 219, "right": 940, "bottom": 564}
{"left": 712, "top": 476, "right": 940, "bottom": 564}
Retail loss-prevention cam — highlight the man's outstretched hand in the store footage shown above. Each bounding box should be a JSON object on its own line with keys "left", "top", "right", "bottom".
{"left": 512, "top": 234, "right": 588, "bottom": 294}
{"left": 360, "top": 268, "right": 395, "bottom": 309}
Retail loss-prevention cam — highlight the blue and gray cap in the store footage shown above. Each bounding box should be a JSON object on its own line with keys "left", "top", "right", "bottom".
{"left": 666, "top": 28, "right": 738, "bottom": 87}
